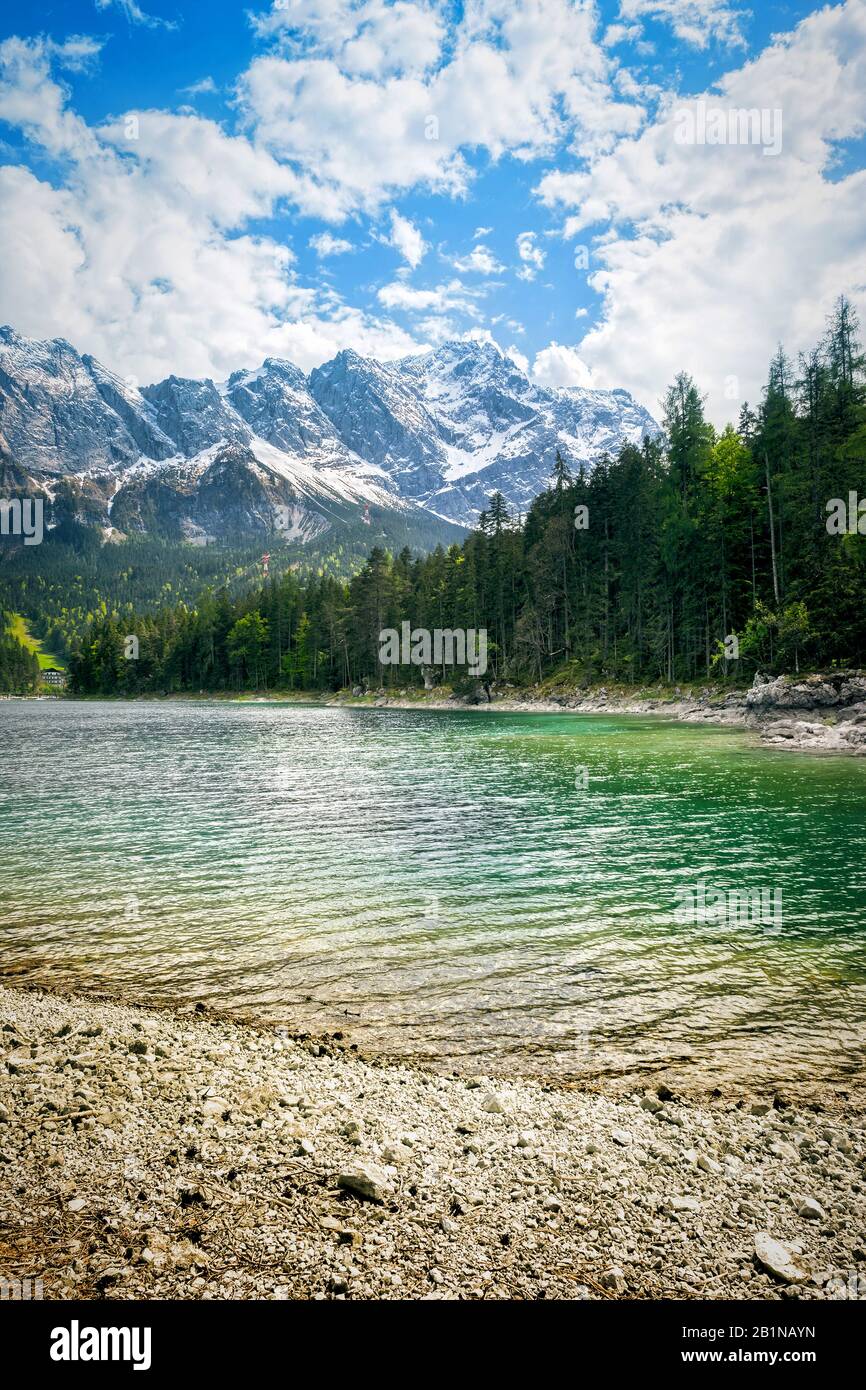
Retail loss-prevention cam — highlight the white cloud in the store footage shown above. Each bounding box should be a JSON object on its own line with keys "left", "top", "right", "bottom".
{"left": 538, "top": 0, "right": 866, "bottom": 424}
{"left": 180, "top": 76, "right": 218, "bottom": 97}
{"left": 378, "top": 283, "right": 445, "bottom": 311}
{"left": 473, "top": 224, "right": 492, "bottom": 238}
{"left": 250, "top": 0, "right": 446, "bottom": 78}
{"left": 414, "top": 314, "right": 460, "bottom": 342}
{"left": 505, "top": 343, "right": 530, "bottom": 372}
{"left": 51, "top": 35, "right": 106, "bottom": 71}
{"left": 515, "top": 230, "right": 545, "bottom": 280}
{"left": 0, "top": 36, "right": 99, "bottom": 158}
{"left": 532, "top": 342, "right": 596, "bottom": 389}
{"left": 603, "top": 23, "right": 642, "bottom": 47}
{"left": 309, "top": 230, "right": 355, "bottom": 256}
{"left": 239, "top": 0, "right": 646, "bottom": 217}
{"left": 453, "top": 243, "right": 503, "bottom": 274}
{"left": 94, "top": 0, "right": 178, "bottom": 31}
{"left": 617, "top": 0, "right": 748, "bottom": 49}
{"left": 387, "top": 209, "right": 426, "bottom": 267}
{"left": 377, "top": 278, "right": 481, "bottom": 316}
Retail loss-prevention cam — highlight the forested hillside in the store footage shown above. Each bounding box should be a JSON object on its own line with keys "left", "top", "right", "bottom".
{"left": 0, "top": 612, "right": 40, "bottom": 693}
{"left": 0, "top": 507, "right": 464, "bottom": 678}
{"left": 15, "top": 298, "right": 866, "bottom": 697}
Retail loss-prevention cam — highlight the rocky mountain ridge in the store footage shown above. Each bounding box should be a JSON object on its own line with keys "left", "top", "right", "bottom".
{"left": 0, "top": 326, "right": 658, "bottom": 544}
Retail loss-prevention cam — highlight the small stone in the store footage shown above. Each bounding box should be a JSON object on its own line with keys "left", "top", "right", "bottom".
{"left": 542, "top": 1195, "right": 562, "bottom": 1212}
{"left": 698, "top": 1155, "right": 722, "bottom": 1175}
{"left": 201, "top": 1097, "right": 229, "bottom": 1117}
{"left": 337, "top": 1163, "right": 393, "bottom": 1203}
{"left": 380, "top": 1142, "right": 410, "bottom": 1164}
{"left": 797, "top": 1197, "right": 825, "bottom": 1221}
{"left": 640, "top": 1096, "right": 663, "bottom": 1113}
{"left": 749, "top": 1101, "right": 772, "bottom": 1117}
{"left": 611, "top": 1128, "right": 632, "bottom": 1147}
{"left": 67, "top": 1197, "right": 86, "bottom": 1212}
{"left": 600, "top": 1266, "right": 627, "bottom": 1293}
{"left": 480, "top": 1094, "right": 507, "bottom": 1114}
{"left": 670, "top": 1196, "right": 701, "bottom": 1213}
{"left": 656, "top": 1108, "right": 684, "bottom": 1127}
{"left": 769, "top": 1141, "right": 799, "bottom": 1162}
{"left": 754, "top": 1232, "right": 809, "bottom": 1283}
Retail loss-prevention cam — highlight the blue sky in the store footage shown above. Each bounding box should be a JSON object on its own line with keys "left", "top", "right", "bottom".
{"left": 0, "top": 0, "right": 864, "bottom": 424}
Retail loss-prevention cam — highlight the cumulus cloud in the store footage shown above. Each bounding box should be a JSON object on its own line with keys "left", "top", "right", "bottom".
{"left": 377, "top": 278, "right": 482, "bottom": 317}
{"left": 50, "top": 35, "right": 105, "bottom": 71}
{"left": 453, "top": 243, "right": 503, "bottom": 274}
{"left": 239, "top": 0, "right": 645, "bottom": 217}
{"left": 505, "top": 343, "right": 530, "bottom": 373}
{"left": 617, "top": 0, "right": 748, "bottom": 49}
{"left": 309, "top": 231, "right": 355, "bottom": 256}
{"left": 538, "top": 0, "right": 866, "bottom": 424}
{"left": 250, "top": 0, "right": 446, "bottom": 78}
{"left": 387, "top": 209, "right": 426, "bottom": 267}
{"left": 532, "top": 342, "right": 596, "bottom": 389}
{"left": 0, "top": 36, "right": 99, "bottom": 158}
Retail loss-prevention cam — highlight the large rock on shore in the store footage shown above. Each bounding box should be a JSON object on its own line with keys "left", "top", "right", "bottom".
{"left": 746, "top": 672, "right": 866, "bottom": 754}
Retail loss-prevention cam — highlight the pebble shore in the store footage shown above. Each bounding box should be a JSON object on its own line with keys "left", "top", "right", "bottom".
{"left": 1, "top": 983, "right": 863, "bottom": 1301}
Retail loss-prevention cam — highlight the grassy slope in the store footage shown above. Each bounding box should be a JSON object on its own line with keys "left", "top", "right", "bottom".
{"left": 6, "top": 613, "right": 66, "bottom": 672}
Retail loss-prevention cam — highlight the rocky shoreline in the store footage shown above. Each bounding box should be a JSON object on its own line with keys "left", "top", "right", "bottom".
{"left": 1, "top": 983, "right": 863, "bottom": 1301}
{"left": 327, "top": 671, "right": 866, "bottom": 756}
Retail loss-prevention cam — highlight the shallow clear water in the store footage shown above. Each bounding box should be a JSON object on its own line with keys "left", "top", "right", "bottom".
{"left": 1, "top": 699, "right": 865, "bottom": 1085}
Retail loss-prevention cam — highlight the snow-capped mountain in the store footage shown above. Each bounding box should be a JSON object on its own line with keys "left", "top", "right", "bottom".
{"left": 0, "top": 326, "right": 418, "bottom": 545}
{"left": 0, "top": 326, "right": 658, "bottom": 543}
{"left": 0, "top": 327, "right": 176, "bottom": 472}
{"left": 387, "top": 340, "right": 659, "bottom": 521}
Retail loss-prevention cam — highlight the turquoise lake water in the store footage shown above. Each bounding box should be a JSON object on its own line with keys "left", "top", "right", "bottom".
{"left": 1, "top": 699, "right": 865, "bottom": 1085}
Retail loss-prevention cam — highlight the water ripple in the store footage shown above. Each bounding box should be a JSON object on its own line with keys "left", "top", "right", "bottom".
{"left": 1, "top": 699, "right": 865, "bottom": 1084}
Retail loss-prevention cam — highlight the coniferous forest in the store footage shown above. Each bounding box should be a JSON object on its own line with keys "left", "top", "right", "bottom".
{"left": 4, "top": 299, "right": 864, "bottom": 697}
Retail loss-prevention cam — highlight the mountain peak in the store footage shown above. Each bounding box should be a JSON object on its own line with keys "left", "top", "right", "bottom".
{"left": 0, "top": 323, "right": 659, "bottom": 529}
